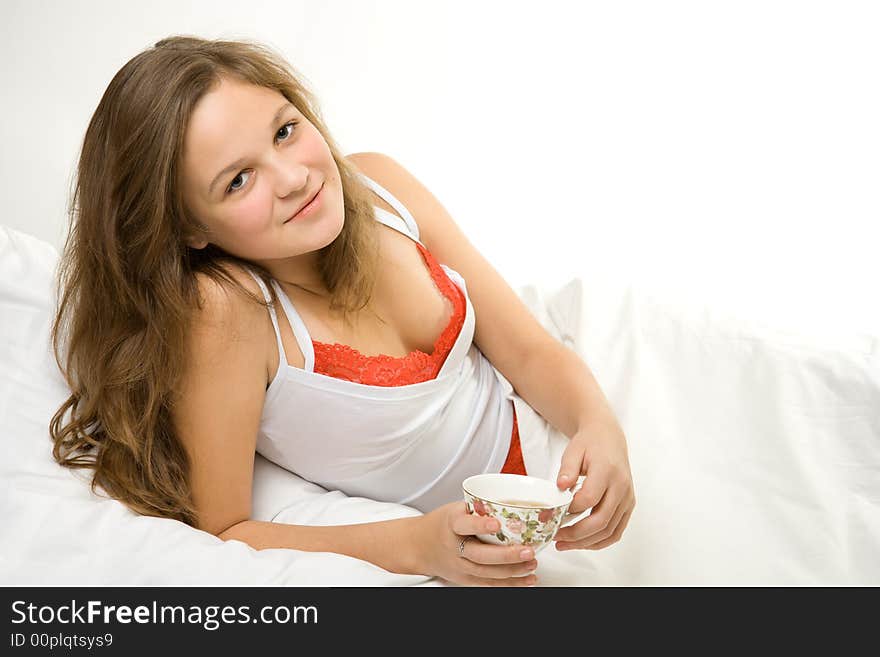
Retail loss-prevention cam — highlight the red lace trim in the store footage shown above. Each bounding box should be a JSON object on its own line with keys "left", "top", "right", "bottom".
{"left": 312, "top": 242, "right": 465, "bottom": 386}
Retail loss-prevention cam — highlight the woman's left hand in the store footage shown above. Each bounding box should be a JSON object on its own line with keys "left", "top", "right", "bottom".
{"left": 552, "top": 411, "right": 636, "bottom": 550}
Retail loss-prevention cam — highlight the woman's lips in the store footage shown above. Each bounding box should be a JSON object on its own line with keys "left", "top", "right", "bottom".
{"left": 285, "top": 183, "right": 324, "bottom": 223}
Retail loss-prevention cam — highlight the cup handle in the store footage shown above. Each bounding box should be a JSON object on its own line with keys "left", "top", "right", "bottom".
{"left": 559, "top": 476, "right": 590, "bottom": 528}
{"left": 560, "top": 508, "right": 592, "bottom": 528}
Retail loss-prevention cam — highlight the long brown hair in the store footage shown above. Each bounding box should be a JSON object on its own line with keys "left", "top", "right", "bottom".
{"left": 49, "top": 35, "right": 380, "bottom": 527}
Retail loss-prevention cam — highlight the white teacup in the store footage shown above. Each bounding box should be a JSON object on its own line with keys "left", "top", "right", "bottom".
{"left": 462, "top": 473, "right": 588, "bottom": 553}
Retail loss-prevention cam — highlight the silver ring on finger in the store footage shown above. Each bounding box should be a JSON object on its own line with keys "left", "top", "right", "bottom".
{"left": 458, "top": 535, "right": 472, "bottom": 557}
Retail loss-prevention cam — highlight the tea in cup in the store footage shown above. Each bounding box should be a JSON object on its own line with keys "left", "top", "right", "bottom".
{"left": 462, "top": 473, "right": 582, "bottom": 553}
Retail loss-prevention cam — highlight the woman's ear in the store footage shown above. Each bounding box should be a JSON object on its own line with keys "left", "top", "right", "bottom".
{"left": 182, "top": 210, "right": 210, "bottom": 249}
{"left": 184, "top": 221, "right": 210, "bottom": 249}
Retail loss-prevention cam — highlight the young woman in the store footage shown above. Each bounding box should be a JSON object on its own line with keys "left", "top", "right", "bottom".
{"left": 49, "top": 35, "right": 635, "bottom": 586}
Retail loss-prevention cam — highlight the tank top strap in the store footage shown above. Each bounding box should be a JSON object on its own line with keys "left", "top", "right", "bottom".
{"left": 243, "top": 266, "right": 315, "bottom": 373}
{"left": 269, "top": 279, "right": 316, "bottom": 372}
{"left": 243, "top": 267, "right": 288, "bottom": 368}
{"left": 357, "top": 172, "right": 422, "bottom": 244}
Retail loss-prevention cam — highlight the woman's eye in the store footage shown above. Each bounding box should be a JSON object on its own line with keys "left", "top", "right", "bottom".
{"left": 276, "top": 120, "right": 297, "bottom": 142}
{"left": 227, "top": 170, "right": 251, "bottom": 193}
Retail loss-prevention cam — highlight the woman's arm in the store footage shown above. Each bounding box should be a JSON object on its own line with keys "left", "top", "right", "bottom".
{"left": 217, "top": 517, "right": 423, "bottom": 575}
{"left": 515, "top": 340, "right": 618, "bottom": 438}
{"left": 219, "top": 506, "right": 538, "bottom": 585}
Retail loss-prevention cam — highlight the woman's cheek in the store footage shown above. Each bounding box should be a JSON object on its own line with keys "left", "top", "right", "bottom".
{"left": 235, "top": 189, "right": 273, "bottom": 235}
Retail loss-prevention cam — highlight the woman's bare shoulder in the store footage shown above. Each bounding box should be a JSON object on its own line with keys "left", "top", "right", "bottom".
{"left": 345, "top": 151, "right": 402, "bottom": 188}
{"left": 193, "top": 261, "right": 265, "bottom": 307}
{"left": 344, "top": 151, "right": 428, "bottom": 233}
{"left": 344, "top": 151, "right": 378, "bottom": 172}
{"left": 345, "top": 151, "right": 425, "bottom": 231}
{"left": 190, "top": 263, "right": 272, "bottom": 374}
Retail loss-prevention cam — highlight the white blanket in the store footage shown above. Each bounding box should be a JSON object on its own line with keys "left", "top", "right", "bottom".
{"left": 2, "top": 224, "right": 878, "bottom": 585}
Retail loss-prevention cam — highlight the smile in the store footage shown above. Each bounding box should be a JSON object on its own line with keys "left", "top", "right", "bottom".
{"left": 285, "top": 183, "right": 324, "bottom": 223}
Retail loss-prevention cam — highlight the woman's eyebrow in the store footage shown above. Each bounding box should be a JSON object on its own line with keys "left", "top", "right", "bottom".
{"left": 208, "top": 101, "right": 295, "bottom": 195}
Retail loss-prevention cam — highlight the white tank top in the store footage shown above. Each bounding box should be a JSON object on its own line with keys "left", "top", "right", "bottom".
{"left": 244, "top": 173, "right": 515, "bottom": 512}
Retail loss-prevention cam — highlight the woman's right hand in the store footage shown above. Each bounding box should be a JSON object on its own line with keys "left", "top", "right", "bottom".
{"left": 412, "top": 501, "right": 540, "bottom": 586}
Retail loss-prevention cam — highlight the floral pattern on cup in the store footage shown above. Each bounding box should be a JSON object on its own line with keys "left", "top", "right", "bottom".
{"left": 464, "top": 492, "right": 568, "bottom": 550}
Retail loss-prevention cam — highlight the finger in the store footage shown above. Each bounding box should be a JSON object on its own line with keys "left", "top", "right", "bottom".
{"left": 554, "top": 484, "right": 616, "bottom": 543}
{"left": 586, "top": 507, "right": 634, "bottom": 550}
{"left": 556, "top": 444, "right": 588, "bottom": 491}
{"left": 558, "top": 494, "right": 631, "bottom": 549}
{"left": 462, "top": 557, "right": 540, "bottom": 580}
{"left": 461, "top": 539, "right": 538, "bottom": 565}
{"left": 453, "top": 512, "right": 502, "bottom": 537}
{"left": 576, "top": 497, "right": 629, "bottom": 548}
{"left": 462, "top": 574, "right": 539, "bottom": 587}
{"left": 567, "top": 467, "right": 609, "bottom": 515}
{"left": 599, "top": 496, "right": 635, "bottom": 545}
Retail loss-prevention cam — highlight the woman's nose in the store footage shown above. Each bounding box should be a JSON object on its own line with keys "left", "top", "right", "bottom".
{"left": 274, "top": 161, "right": 309, "bottom": 198}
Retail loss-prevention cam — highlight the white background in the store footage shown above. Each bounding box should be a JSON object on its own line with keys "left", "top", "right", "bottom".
{"left": 1, "top": 0, "right": 877, "bottom": 342}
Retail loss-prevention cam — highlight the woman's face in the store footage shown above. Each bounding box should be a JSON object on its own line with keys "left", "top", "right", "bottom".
{"left": 181, "top": 76, "right": 343, "bottom": 283}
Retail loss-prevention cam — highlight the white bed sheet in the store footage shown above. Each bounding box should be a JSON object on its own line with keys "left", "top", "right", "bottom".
{"left": 2, "top": 224, "right": 878, "bottom": 585}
